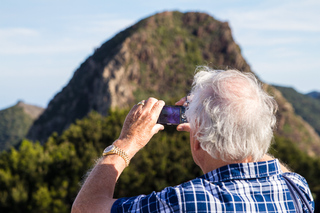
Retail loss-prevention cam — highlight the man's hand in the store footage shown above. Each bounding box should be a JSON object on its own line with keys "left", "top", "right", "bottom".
{"left": 115, "top": 97, "right": 165, "bottom": 159}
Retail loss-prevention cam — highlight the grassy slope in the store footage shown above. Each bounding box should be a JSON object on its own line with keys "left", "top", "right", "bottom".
{"left": 0, "top": 105, "right": 34, "bottom": 150}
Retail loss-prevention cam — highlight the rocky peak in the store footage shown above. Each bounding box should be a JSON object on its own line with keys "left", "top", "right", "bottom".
{"left": 26, "top": 11, "right": 320, "bottom": 157}
{"left": 27, "top": 11, "right": 252, "bottom": 143}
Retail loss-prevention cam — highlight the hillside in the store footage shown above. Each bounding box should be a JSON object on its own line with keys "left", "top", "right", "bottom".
{"left": 267, "top": 86, "right": 320, "bottom": 156}
{"left": 274, "top": 86, "right": 320, "bottom": 135}
{"left": 0, "top": 101, "right": 44, "bottom": 150}
{"left": 26, "top": 11, "right": 320, "bottom": 157}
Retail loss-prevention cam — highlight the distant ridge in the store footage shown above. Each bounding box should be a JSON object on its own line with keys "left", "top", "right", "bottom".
{"left": 306, "top": 91, "right": 320, "bottom": 100}
{"left": 16, "top": 101, "right": 44, "bottom": 120}
{"left": 0, "top": 101, "right": 44, "bottom": 150}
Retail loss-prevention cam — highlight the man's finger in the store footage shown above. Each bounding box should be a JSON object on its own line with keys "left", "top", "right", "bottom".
{"left": 144, "top": 97, "right": 159, "bottom": 111}
{"left": 150, "top": 99, "right": 165, "bottom": 118}
{"left": 177, "top": 123, "right": 191, "bottom": 132}
{"left": 175, "top": 97, "right": 187, "bottom": 106}
{"left": 152, "top": 124, "right": 165, "bottom": 135}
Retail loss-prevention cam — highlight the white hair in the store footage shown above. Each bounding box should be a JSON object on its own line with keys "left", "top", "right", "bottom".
{"left": 186, "top": 66, "right": 278, "bottom": 162}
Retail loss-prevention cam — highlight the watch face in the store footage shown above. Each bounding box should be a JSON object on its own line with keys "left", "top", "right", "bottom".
{"left": 104, "top": 145, "right": 114, "bottom": 153}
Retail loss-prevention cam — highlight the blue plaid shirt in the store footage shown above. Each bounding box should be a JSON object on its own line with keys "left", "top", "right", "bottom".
{"left": 111, "top": 159, "right": 314, "bottom": 212}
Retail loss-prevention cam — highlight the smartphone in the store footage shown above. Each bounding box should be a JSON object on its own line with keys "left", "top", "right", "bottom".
{"left": 157, "top": 106, "right": 187, "bottom": 125}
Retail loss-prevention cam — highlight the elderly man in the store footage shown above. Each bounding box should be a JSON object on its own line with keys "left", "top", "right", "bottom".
{"left": 72, "top": 67, "right": 314, "bottom": 212}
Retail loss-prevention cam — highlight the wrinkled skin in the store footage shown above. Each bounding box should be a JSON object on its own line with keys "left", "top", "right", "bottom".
{"left": 117, "top": 97, "right": 166, "bottom": 155}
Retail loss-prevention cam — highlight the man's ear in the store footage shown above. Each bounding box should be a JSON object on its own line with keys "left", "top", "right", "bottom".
{"left": 193, "top": 139, "right": 201, "bottom": 151}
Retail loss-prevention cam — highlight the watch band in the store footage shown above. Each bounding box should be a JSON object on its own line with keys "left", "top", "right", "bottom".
{"left": 103, "top": 145, "right": 130, "bottom": 167}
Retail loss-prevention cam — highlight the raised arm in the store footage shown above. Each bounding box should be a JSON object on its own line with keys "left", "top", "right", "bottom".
{"left": 72, "top": 98, "right": 165, "bottom": 213}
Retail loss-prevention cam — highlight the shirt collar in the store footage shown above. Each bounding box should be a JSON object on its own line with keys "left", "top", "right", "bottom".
{"left": 199, "top": 159, "right": 282, "bottom": 182}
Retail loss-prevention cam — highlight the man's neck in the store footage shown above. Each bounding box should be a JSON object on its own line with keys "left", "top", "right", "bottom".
{"left": 197, "top": 149, "right": 254, "bottom": 174}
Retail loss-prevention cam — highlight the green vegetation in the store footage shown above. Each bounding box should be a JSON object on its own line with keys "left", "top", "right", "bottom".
{"left": 0, "top": 110, "right": 319, "bottom": 212}
{"left": 274, "top": 85, "right": 320, "bottom": 136}
{"left": 0, "top": 105, "right": 34, "bottom": 150}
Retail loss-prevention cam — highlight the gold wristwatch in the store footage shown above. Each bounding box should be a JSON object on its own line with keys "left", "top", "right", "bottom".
{"left": 102, "top": 145, "right": 130, "bottom": 167}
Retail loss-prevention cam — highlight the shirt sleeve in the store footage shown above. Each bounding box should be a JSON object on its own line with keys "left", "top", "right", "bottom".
{"left": 283, "top": 172, "right": 315, "bottom": 211}
{"left": 111, "top": 186, "right": 180, "bottom": 213}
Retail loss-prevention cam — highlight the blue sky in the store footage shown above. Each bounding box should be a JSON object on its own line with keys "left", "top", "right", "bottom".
{"left": 0, "top": 0, "right": 319, "bottom": 110}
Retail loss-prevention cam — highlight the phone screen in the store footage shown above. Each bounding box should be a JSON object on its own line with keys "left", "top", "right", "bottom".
{"left": 157, "top": 106, "right": 185, "bottom": 125}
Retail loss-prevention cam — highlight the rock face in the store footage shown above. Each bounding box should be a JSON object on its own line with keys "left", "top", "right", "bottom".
{"left": 26, "top": 11, "right": 320, "bottom": 157}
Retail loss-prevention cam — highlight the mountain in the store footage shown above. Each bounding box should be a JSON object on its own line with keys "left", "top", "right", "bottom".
{"left": 0, "top": 101, "right": 44, "bottom": 150}
{"left": 27, "top": 11, "right": 320, "bottom": 157}
{"left": 306, "top": 91, "right": 320, "bottom": 100}
{"left": 274, "top": 85, "right": 320, "bottom": 136}
{"left": 27, "top": 11, "right": 251, "bottom": 143}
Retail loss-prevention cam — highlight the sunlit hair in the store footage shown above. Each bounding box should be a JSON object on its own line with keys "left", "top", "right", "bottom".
{"left": 186, "top": 66, "right": 278, "bottom": 162}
